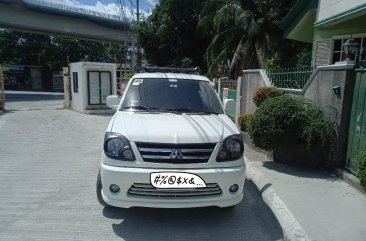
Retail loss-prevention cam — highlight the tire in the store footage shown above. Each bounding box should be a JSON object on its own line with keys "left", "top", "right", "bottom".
{"left": 96, "top": 169, "right": 111, "bottom": 207}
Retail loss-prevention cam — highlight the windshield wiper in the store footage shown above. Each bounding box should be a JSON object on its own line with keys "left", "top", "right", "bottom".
{"left": 121, "top": 105, "right": 164, "bottom": 112}
{"left": 165, "top": 108, "right": 219, "bottom": 115}
{"left": 122, "top": 105, "right": 150, "bottom": 110}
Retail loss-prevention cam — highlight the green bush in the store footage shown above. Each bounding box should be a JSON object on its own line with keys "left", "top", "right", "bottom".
{"left": 248, "top": 95, "right": 336, "bottom": 151}
{"left": 238, "top": 113, "right": 253, "bottom": 132}
{"left": 301, "top": 105, "right": 337, "bottom": 148}
{"left": 357, "top": 151, "right": 366, "bottom": 191}
{"left": 252, "top": 86, "right": 284, "bottom": 107}
{"left": 248, "top": 95, "right": 306, "bottom": 150}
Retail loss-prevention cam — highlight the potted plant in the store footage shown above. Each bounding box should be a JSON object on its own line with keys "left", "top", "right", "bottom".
{"left": 248, "top": 95, "right": 336, "bottom": 167}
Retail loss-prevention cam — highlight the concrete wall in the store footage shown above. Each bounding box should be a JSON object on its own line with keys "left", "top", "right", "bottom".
{"left": 239, "top": 70, "right": 270, "bottom": 114}
{"left": 239, "top": 64, "right": 356, "bottom": 167}
{"left": 304, "top": 69, "right": 345, "bottom": 118}
{"left": 302, "top": 64, "right": 356, "bottom": 166}
{"left": 317, "top": 0, "right": 366, "bottom": 22}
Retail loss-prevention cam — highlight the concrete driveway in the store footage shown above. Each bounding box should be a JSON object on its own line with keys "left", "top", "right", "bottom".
{"left": 0, "top": 91, "right": 283, "bottom": 241}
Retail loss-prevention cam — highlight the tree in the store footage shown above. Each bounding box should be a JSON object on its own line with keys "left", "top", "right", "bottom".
{"left": 198, "top": 0, "right": 310, "bottom": 78}
{"left": 0, "top": 30, "right": 125, "bottom": 70}
{"left": 134, "top": 0, "right": 209, "bottom": 70}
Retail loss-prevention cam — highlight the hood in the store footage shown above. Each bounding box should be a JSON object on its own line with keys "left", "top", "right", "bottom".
{"left": 110, "top": 112, "right": 239, "bottom": 144}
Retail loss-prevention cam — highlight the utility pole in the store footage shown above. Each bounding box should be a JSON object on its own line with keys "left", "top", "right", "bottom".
{"left": 136, "top": 0, "right": 140, "bottom": 70}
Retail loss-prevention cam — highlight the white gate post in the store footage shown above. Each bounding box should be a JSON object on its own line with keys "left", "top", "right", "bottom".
{"left": 217, "top": 77, "right": 222, "bottom": 99}
{"left": 235, "top": 76, "right": 242, "bottom": 125}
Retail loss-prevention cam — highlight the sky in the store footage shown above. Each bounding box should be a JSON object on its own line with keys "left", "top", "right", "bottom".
{"left": 47, "top": 0, "right": 159, "bottom": 20}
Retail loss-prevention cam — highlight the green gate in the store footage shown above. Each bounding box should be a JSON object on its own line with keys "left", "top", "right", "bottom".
{"left": 218, "top": 78, "right": 237, "bottom": 118}
{"left": 346, "top": 69, "right": 366, "bottom": 173}
{"left": 219, "top": 87, "right": 237, "bottom": 117}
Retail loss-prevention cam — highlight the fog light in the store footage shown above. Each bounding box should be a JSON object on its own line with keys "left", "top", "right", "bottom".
{"left": 229, "top": 184, "right": 239, "bottom": 193}
{"left": 121, "top": 148, "right": 134, "bottom": 160}
{"left": 110, "top": 184, "right": 120, "bottom": 193}
{"left": 217, "top": 150, "right": 227, "bottom": 160}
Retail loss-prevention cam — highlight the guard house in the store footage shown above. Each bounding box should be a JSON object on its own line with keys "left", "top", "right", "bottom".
{"left": 69, "top": 62, "right": 117, "bottom": 114}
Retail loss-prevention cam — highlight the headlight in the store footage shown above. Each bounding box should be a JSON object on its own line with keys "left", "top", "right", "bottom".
{"left": 104, "top": 132, "right": 135, "bottom": 161}
{"left": 216, "top": 134, "right": 244, "bottom": 162}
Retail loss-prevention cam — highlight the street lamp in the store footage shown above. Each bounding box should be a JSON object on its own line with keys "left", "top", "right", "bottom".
{"left": 343, "top": 38, "right": 360, "bottom": 61}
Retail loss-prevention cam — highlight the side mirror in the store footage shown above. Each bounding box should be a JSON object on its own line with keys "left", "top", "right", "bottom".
{"left": 223, "top": 99, "right": 235, "bottom": 117}
{"left": 106, "top": 95, "right": 119, "bottom": 110}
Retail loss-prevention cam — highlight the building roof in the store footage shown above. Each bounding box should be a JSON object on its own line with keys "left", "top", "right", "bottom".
{"left": 279, "top": 0, "right": 318, "bottom": 43}
{"left": 314, "top": 2, "right": 366, "bottom": 28}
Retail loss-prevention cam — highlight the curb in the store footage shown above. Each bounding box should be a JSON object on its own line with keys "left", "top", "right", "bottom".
{"left": 336, "top": 168, "right": 366, "bottom": 194}
{"left": 245, "top": 158, "right": 311, "bottom": 241}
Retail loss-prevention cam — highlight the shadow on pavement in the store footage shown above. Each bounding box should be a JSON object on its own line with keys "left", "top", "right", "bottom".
{"left": 261, "top": 160, "right": 340, "bottom": 182}
{"left": 245, "top": 142, "right": 340, "bottom": 182}
{"left": 102, "top": 180, "right": 284, "bottom": 241}
{"left": 5, "top": 92, "right": 64, "bottom": 102}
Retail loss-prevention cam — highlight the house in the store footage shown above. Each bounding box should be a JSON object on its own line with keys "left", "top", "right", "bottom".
{"left": 277, "top": 0, "right": 366, "bottom": 175}
{"left": 237, "top": 0, "right": 366, "bottom": 175}
{"left": 279, "top": 0, "right": 366, "bottom": 66}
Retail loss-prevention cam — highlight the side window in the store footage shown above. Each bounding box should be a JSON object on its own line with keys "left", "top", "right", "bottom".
{"left": 73, "top": 72, "right": 78, "bottom": 93}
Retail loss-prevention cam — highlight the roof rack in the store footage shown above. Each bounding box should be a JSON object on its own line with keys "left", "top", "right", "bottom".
{"left": 141, "top": 67, "right": 199, "bottom": 75}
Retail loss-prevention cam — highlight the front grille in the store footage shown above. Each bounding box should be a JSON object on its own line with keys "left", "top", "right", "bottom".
{"left": 135, "top": 142, "right": 216, "bottom": 163}
{"left": 128, "top": 183, "right": 222, "bottom": 197}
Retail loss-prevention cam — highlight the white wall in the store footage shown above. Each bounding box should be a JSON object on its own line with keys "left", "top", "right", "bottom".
{"left": 317, "top": 0, "right": 366, "bottom": 22}
{"left": 71, "top": 62, "right": 84, "bottom": 113}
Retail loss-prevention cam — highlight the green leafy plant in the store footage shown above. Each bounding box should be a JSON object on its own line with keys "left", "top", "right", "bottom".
{"left": 122, "top": 71, "right": 134, "bottom": 79}
{"left": 238, "top": 113, "right": 253, "bottom": 132}
{"left": 356, "top": 150, "right": 366, "bottom": 191}
{"left": 263, "top": 57, "right": 279, "bottom": 70}
{"left": 248, "top": 95, "right": 336, "bottom": 151}
{"left": 296, "top": 48, "right": 312, "bottom": 67}
{"left": 252, "top": 86, "right": 284, "bottom": 107}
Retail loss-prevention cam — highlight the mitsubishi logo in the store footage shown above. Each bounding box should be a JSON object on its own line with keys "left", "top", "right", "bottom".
{"left": 169, "top": 148, "right": 184, "bottom": 160}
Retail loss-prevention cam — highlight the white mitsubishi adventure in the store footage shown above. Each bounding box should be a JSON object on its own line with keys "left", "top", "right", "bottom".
{"left": 96, "top": 68, "right": 246, "bottom": 208}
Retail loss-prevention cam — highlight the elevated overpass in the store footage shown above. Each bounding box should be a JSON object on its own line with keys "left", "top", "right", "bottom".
{"left": 0, "top": 0, "right": 133, "bottom": 42}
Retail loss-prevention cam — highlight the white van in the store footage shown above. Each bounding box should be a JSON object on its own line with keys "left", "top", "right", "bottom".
{"left": 96, "top": 68, "right": 245, "bottom": 208}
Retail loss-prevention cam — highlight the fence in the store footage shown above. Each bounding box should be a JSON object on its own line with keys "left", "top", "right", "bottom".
{"left": 266, "top": 66, "right": 313, "bottom": 89}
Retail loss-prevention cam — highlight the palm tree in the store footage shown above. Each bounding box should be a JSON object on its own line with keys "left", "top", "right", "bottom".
{"left": 198, "top": 0, "right": 295, "bottom": 78}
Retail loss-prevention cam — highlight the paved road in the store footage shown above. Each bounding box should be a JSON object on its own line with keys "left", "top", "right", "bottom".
{"left": 0, "top": 92, "right": 283, "bottom": 241}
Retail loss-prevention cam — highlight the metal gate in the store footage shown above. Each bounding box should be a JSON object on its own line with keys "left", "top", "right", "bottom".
{"left": 346, "top": 69, "right": 366, "bottom": 173}
{"left": 219, "top": 78, "right": 237, "bottom": 118}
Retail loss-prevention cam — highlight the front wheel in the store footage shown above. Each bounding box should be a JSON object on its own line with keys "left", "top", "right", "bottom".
{"left": 96, "top": 169, "right": 111, "bottom": 207}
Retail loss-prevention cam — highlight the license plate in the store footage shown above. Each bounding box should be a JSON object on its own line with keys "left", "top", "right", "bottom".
{"left": 150, "top": 172, "right": 207, "bottom": 189}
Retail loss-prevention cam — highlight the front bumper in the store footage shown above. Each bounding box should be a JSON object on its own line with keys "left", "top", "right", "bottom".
{"left": 100, "top": 163, "right": 246, "bottom": 208}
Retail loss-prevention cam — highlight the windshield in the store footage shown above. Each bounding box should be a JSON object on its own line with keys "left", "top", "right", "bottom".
{"left": 120, "top": 78, "right": 224, "bottom": 114}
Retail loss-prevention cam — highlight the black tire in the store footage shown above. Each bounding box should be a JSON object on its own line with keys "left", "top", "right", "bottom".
{"left": 96, "top": 169, "right": 111, "bottom": 207}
